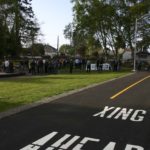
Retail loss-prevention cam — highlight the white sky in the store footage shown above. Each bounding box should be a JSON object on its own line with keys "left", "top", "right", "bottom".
{"left": 32, "top": 0, "right": 73, "bottom": 48}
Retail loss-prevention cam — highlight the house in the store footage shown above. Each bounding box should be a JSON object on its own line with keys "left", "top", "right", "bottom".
{"left": 136, "top": 51, "right": 150, "bottom": 71}
{"left": 122, "top": 49, "right": 132, "bottom": 62}
{"left": 136, "top": 51, "right": 150, "bottom": 64}
{"left": 44, "top": 45, "right": 58, "bottom": 58}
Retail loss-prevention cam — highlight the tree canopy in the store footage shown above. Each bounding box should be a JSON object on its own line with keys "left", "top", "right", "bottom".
{"left": 64, "top": 0, "right": 150, "bottom": 58}
{"left": 0, "top": 0, "right": 40, "bottom": 58}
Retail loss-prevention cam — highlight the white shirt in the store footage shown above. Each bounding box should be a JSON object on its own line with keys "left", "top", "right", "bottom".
{"left": 4, "top": 60, "right": 9, "bottom": 67}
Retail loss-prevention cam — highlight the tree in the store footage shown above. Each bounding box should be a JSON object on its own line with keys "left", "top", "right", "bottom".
{"left": 0, "top": 0, "right": 40, "bottom": 57}
{"left": 59, "top": 44, "right": 75, "bottom": 56}
{"left": 29, "top": 43, "right": 44, "bottom": 56}
{"left": 67, "top": 0, "right": 150, "bottom": 60}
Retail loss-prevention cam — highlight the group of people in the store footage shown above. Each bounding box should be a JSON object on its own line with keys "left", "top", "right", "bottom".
{"left": 69, "top": 58, "right": 87, "bottom": 73}
{"left": 0, "top": 57, "right": 85, "bottom": 75}
{"left": 0, "top": 57, "right": 122, "bottom": 75}
{"left": 20, "top": 58, "right": 68, "bottom": 75}
{"left": 0, "top": 58, "right": 59, "bottom": 74}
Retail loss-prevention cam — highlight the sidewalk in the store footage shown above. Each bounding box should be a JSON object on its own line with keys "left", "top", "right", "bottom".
{"left": 0, "top": 72, "right": 25, "bottom": 78}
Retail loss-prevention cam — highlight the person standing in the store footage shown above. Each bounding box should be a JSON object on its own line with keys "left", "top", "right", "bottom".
{"left": 96, "top": 58, "right": 100, "bottom": 71}
{"left": 4, "top": 59, "right": 10, "bottom": 73}
{"left": 30, "top": 59, "right": 36, "bottom": 75}
{"left": 86, "top": 60, "right": 91, "bottom": 72}
{"left": 69, "top": 58, "right": 74, "bottom": 73}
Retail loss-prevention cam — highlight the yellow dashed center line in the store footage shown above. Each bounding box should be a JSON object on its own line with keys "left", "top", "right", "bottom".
{"left": 110, "top": 75, "right": 150, "bottom": 100}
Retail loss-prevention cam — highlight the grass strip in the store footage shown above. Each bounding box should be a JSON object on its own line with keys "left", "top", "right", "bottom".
{"left": 0, "top": 71, "right": 130, "bottom": 112}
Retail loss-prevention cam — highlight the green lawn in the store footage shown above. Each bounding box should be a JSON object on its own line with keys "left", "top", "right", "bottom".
{"left": 0, "top": 72, "right": 131, "bottom": 112}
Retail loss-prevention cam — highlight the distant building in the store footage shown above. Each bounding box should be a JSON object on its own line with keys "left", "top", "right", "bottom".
{"left": 44, "top": 45, "right": 58, "bottom": 57}
{"left": 122, "top": 49, "right": 132, "bottom": 61}
{"left": 136, "top": 51, "right": 150, "bottom": 71}
{"left": 136, "top": 51, "right": 150, "bottom": 64}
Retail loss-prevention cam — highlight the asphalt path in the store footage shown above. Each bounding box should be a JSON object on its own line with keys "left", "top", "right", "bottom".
{"left": 0, "top": 72, "right": 150, "bottom": 150}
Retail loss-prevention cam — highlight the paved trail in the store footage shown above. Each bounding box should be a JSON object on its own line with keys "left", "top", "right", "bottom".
{"left": 0, "top": 72, "right": 149, "bottom": 150}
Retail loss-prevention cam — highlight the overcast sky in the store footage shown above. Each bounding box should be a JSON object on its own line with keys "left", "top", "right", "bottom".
{"left": 32, "top": 0, "right": 73, "bottom": 48}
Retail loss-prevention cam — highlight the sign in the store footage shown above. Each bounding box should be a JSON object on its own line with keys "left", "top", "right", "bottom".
{"left": 102, "top": 63, "right": 111, "bottom": 71}
{"left": 91, "top": 64, "right": 97, "bottom": 71}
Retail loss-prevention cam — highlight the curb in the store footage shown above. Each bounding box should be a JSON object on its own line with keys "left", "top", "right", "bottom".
{"left": 0, "top": 73, "right": 134, "bottom": 120}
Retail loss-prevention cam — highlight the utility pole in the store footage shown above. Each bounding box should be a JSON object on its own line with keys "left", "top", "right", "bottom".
{"left": 133, "top": 18, "right": 137, "bottom": 72}
{"left": 133, "top": 13, "right": 150, "bottom": 71}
